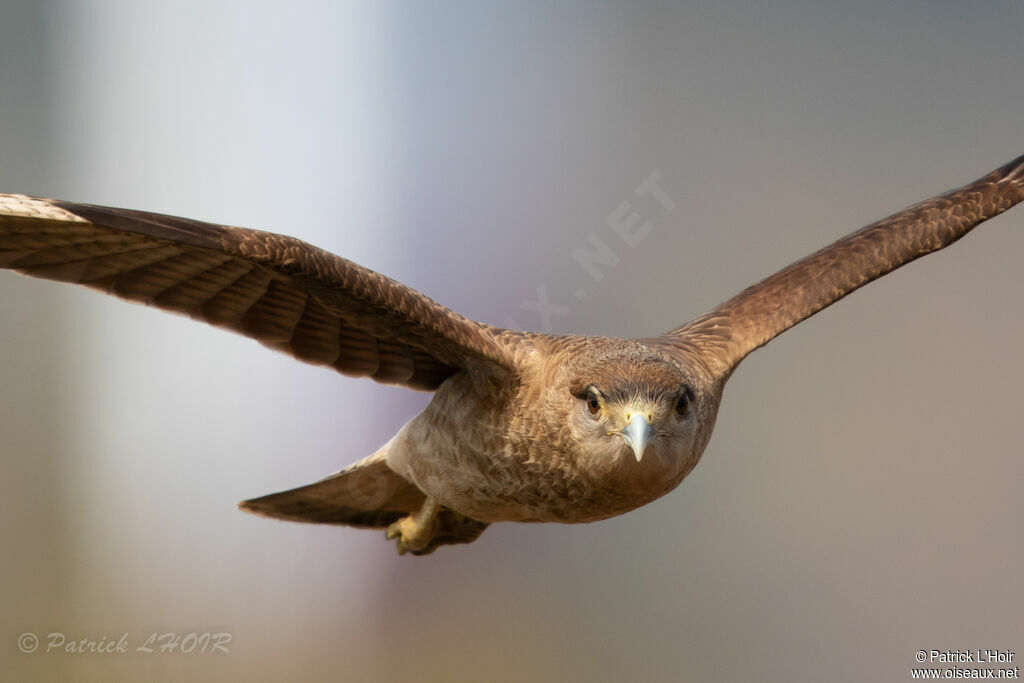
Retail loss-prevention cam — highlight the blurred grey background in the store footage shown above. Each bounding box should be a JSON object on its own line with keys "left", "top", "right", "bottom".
{"left": 2, "top": 1, "right": 1022, "bottom": 681}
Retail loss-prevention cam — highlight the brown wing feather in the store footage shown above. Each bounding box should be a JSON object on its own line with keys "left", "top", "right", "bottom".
{"left": 0, "top": 195, "right": 515, "bottom": 390}
{"left": 659, "top": 153, "right": 1024, "bottom": 379}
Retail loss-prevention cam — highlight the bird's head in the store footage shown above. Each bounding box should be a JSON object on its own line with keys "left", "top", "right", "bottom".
{"left": 540, "top": 339, "right": 719, "bottom": 484}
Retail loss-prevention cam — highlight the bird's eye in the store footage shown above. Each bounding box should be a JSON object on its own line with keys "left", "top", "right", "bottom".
{"left": 675, "top": 389, "right": 693, "bottom": 418}
{"left": 584, "top": 389, "right": 601, "bottom": 415}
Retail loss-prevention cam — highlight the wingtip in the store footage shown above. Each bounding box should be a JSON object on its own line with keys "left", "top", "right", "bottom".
{"left": 0, "top": 193, "right": 89, "bottom": 223}
{"left": 236, "top": 498, "right": 266, "bottom": 516}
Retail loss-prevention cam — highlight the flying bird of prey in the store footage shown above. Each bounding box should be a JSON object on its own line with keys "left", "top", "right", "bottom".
{"left": 1, "top": 154, "right": 1022, "bottom": 555}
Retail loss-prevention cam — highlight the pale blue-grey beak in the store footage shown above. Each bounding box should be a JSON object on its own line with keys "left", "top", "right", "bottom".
{"left": 621, "top": 413, "right": 654, "bottom": 461}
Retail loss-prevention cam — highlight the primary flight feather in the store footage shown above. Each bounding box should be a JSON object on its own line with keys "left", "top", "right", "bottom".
{"left": 2, "top": 153, "right": 1022, "bottom": 554}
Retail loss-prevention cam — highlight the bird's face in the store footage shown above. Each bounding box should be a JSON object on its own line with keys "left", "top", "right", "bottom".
{"left": 570, "top": 382, "right": 696, "bottom": 465}
{"left": 553, "top": 344, "right": 710, "bottom": 485}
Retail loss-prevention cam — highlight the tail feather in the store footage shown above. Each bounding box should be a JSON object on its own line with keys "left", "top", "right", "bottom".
{"left": 238, "top": 452, "right": 425, "bottom": 528}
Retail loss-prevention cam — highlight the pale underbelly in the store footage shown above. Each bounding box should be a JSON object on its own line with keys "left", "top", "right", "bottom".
{"left": 384, "top": 401, "right": 691, "bottom": 524}
{"left": 397, "top": 441, "right": 681, "bottom": 524}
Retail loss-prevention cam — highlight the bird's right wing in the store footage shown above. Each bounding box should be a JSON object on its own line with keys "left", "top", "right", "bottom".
{"left": 658, "top": 153, "right": 1024, "bottom": 380}
{"left": 0, "top": 195, "right": 520, "bottom": 390}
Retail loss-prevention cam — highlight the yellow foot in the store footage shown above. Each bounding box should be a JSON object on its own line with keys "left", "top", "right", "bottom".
{"left": 385, "top": 498, "right": 441, "bottom": 556}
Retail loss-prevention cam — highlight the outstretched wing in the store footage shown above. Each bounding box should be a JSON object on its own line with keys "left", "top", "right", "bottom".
{"left": 0, "top": 195, "right": 515, "bottom": 390}
{"left": 659, "top": 153, "right": 1024, "bottom": 379}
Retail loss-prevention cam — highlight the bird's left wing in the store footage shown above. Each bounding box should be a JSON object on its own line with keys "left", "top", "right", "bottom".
{"left": 655, "top": 153, "right": 1024, "bottom": 380}
{"left": 0, "top": 194, "right": 517, "bottom": 390}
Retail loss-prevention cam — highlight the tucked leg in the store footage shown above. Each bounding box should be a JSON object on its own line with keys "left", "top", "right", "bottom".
{"left": 386, "top": 497, "right": 443, "bottom": 555}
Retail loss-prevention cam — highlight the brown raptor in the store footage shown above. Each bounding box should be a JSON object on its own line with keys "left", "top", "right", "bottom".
{"left": 1, "top": 153, "right": 1021, "bottom": 554}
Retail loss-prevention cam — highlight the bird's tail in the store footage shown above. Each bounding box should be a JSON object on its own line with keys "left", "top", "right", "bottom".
{"left": 238, "top": 450, "right": 425, "bottom": 528}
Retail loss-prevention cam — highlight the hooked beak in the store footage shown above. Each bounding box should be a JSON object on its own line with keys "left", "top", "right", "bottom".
{"left": 621, "top": 413, "right": 654, "bottom": 462}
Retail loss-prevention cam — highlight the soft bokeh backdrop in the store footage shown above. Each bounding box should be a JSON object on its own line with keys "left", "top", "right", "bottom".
{"left": 2, "top": 2, "right": 1022, "bottom": 681}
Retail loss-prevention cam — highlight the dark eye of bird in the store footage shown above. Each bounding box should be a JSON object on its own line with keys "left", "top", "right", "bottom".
{"left": 675, "top": 389, "right": 692, "bottom": 417}
{"left": 585, "top": 389, "right": 601, "bottom": 415}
